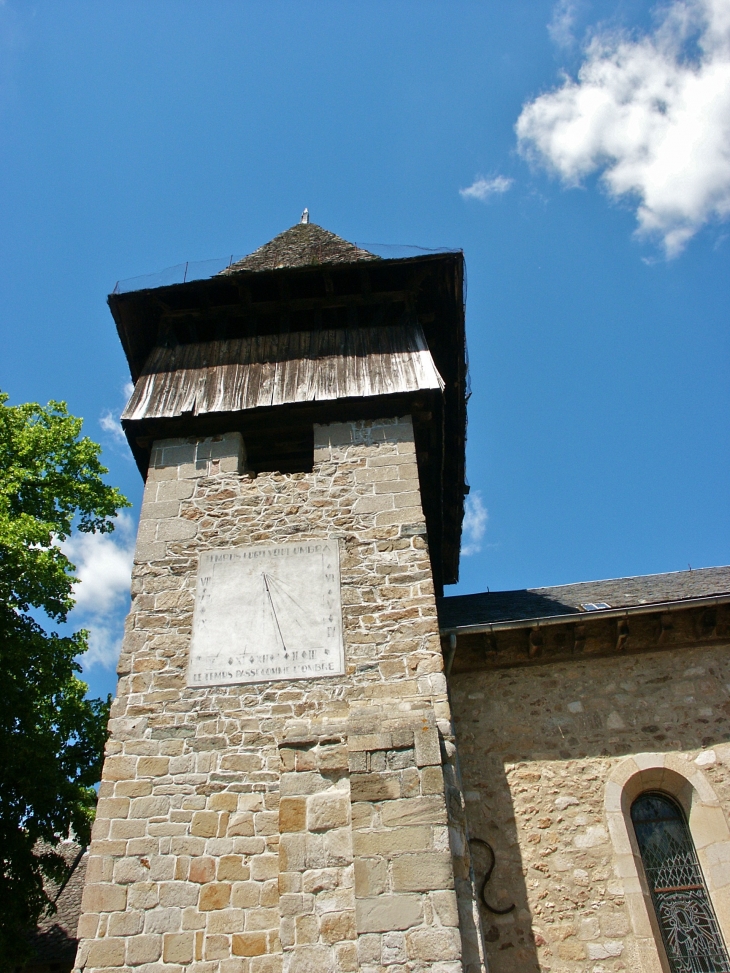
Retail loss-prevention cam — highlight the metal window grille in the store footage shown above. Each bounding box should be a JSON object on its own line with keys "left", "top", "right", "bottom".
{"left": 631, "top": 792, "right": 730, "bottom": 973}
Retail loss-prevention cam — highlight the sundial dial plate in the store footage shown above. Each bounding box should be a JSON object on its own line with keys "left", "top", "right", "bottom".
{"left": 187, "top": 540, "right": 345, "bottom": 687}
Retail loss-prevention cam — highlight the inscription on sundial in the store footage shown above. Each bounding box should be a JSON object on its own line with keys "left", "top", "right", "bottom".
{"left": 187, "top": 540, "right": 344, "bottom": 687}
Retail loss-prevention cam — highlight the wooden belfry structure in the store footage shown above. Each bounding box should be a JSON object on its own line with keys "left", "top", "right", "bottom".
{"left": 75, "top": 221, "right": 485, "bottom": 973}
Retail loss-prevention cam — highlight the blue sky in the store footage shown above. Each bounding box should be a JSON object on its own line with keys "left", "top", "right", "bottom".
{"left": 1, "top": 1, "right": 728, "bottom": 700}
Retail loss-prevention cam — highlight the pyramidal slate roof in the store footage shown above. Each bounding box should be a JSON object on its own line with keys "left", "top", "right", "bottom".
{"left": 221, "top": 222, "right": 379, "bottom": 274}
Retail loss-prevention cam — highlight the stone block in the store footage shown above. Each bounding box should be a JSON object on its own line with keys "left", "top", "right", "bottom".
{"left": 393, "top": 491, "right": 422, "bottom": 509}
{"left": 354, "top": 859, "right": 387, "bottom": 897}
{"left": 320, "top": 910, "right": 357, "bottom": 943}
{"left": 207, "top": 908, "right": 245, "bottom": 934}
{"left": 204, "top": 933, "right": 230, "bottom": 960}
{"left": 351, "top": 802, "right": 376, "bottom": 830}
{"left": 307, "top": 794, "right": 350, "bottom": 832}
{"left": 391, "top": 852, "right": 454, "bottom": 891}
{"left": 375, "top": 508, "right": 425, "bottom": 528}
{"left": 295, "top": 913, "right": 320, "bottom": 944}
{"left": 420, "top": 765, "right": 445, "bottom": 795}
{"left": 559, "top": 939, "right": 588, "bottom": 961}
{"left": 348, "top": 752, "right": 368, "bottom": 774}
{"left": 76, "top": 912, "right": 99, "bottom": 939}
{"left": 334, "top": 941, "right": 359, "bottom": 971}
{"left": 380, "top": 797, "right": 446, "bottom": 828}
{"left": 159, "top": 882, "right": 199, "bottom": 908}
{"left": 250, "top": 954, "right": 284, "bottom": 973}
{"left": 157, "top": 517, "right": 198, "bottom": 541}
{"left": 192, "top": 810, "right": 220, "bottom": 837}
{"left": 84, "top": 938, "right": 126, "bottom": 967}
{"left": 374, "top": 477, "right": 420, "bottom": 495}
{"left": 286, "top": 943, "right": 335, "bottom": 973}
{"left": 218, "top": 855, "right": 250, "bottom": 881}
{"left": 280, "top": 833, "right": 306, "bottom": 872}
{"left": 199, "top": 882, "right": 232, "bottom": 911}
{"left": 232, "top": 931, "right": 268, "bottom": 956}
{"left": 347, "top": 733, "right": 392, "bottom": 752}
{"left": 353, "top": 826, "right": 431, "bottom": 859}
{"left": 357, "top": 933, "right": 382, "bottom": 965}
{"left": 430, "top": 889, "right": 459, "bottom": 927}
{"left": 244, "top": 906, "right": 279, "bottom": 930}
{"left": 210, "top": 792, "right": 240, "bottom": 812}
{"left": 381, "top": 932, "right": 407, "bottom": 965}
{"left": 95, "top": 797, "right": 130, "bottom": 820}
{"left": 189, "top": 857, "right": 216, "bottom": 884}
{"left": 251, "top": 853, "right": 279, "bottom": 880}
{"left": 156, "top": 440, "right": 196, "bottom": 468}
{"left": 126, "top": 933, "right": 162, "bottom": 964}
{"left": 81, "top": 882, "right": 127, "bottom": 914}
{"left": 228, "top": 811, "right": 255, "bottom": 837}
{"left": 129, "top": 795, "right": 170, "bottom": 818}
{"left": 140, "top": 499, "right": 182, "bottom": 521}
{"left": 254, "top": 810, "right": 279, "bottom": 835}
{"left": 317, "top": 745, "right": 348, "bottom": 773}
{"left": 353, "top": 495, "right": 394, "bottom": 514}
{"left": 280, "top": 771, "right": 332, "bottom": 796}
{"left": 155, "top": 478, "right": 195, "bottom": 501}
{"left": 232, "top": 881, "right": 262, "bottom": 909}
{"left": 405, "top": 927, "right": 461, "bottom": 962}
{"left": 350, "top": 773, "right": 400, "bottom": 802}
{"left": 280, "top": 797, "right": 307, "bottom": 832}
{"left": 137, "top": 756, "right": 170, "bottom": 777}
{"left": 102, "top": 755, "right": 137, "bottom": 782}
{"left": 162, "top": 932, "right": 195, "bottom": 965}
{"left": 413, "top": 725, "right": 441, "bottom": 768}
{"left": 356, "top": 894, "right": 424, "bottom": 933}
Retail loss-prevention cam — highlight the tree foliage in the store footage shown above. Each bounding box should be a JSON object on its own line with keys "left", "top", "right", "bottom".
{"left": 0, "top": 391, "right": 130, "bottom": 966}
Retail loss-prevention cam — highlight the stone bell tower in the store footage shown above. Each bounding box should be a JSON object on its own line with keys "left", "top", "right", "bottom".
{"left": 74, "top": 221, "right": 485, "bottom": 973}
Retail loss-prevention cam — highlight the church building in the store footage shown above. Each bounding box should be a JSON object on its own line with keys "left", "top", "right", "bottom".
{"left": 70, "top": 219, "right": 730, "bottom": 973}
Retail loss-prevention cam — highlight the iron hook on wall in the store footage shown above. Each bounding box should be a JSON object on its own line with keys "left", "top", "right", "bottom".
{"left": 468, "top": 837, "right": 516, "bottom": 915}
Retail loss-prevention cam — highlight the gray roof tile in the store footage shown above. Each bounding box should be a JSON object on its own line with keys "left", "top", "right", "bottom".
{"left": 220, "top": 222, "right": 378, "bottom": 274}
{"left": 438, "top": 565, "right": 730, "bottom": 630}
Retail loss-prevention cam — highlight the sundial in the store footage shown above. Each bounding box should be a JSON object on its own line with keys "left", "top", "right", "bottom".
{"left": 187, "top": 540, "right": 345, "bottom": 687}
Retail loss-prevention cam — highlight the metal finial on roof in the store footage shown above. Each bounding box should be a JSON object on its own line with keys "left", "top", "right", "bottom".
{"left": 301, "top": 208, "right": 309, "bottom": 224}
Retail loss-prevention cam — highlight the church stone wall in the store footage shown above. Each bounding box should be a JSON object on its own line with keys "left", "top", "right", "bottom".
{"left": 74, "top": 417, "right": 485, "bottom": 973}
{"left": 451, "top": 642, "right": 730, "bottom": 973}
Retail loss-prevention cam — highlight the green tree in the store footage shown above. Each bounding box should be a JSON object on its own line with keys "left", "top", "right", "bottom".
{"left": 0, "top": 391, "right": 130, "bottom": 967}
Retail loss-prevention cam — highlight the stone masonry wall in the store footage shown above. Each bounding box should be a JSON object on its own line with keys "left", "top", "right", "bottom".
{"left": 450, "top": 642, "right": 730, "bottom": 973}
{"left": 74, "top": 417, "right": 485, "bottom": 973}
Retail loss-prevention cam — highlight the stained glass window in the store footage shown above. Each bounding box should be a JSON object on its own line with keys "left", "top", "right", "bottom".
{"left": 631, "top": 792, "right": 730, "bottom": 973}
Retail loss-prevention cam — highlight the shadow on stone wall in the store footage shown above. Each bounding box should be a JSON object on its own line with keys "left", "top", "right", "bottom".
{"left": 463, "top": 754, "right": 540, "bottom": 973}
{"left": 450, "top": 644, "right": 730, "bottom": 972}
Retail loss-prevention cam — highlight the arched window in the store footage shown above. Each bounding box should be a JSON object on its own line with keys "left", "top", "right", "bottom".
{"left": 631, "top": 791, "right": 730, "bottom": 973}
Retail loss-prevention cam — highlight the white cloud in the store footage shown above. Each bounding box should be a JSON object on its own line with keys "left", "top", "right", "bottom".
{"left": 549, "top": 0, "right": 581, "bottom": 49}
{"left": 63, "top": 514, "right": 135, "bottom": 669}
{"left": 64, "top": 514, "right": 135, "bottom": 613}
{"left": 460, "top": 176, "right": 514, "bottom": 202}
{"left": 99, "top": 379, "right": 135, "bottom": 448}
{"left": 99, "top": 410, "right": 127, "bottom": 446}
{"left": 461, "top": 492, "right": 488, "bottom": 556}
{"left": 82, "top": 616, "right": 127, "bottom": 670}
{"left": 517, "top": 0, "right": 730, "bottom": 256}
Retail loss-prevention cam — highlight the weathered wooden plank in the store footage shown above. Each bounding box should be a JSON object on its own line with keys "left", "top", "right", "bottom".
{"left": 120, "top": 324, "right": 443, "bottom": 422}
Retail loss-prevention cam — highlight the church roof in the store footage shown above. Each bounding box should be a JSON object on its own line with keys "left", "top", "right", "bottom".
{"left": 438, "top": 565, "right": 730, "bottom": 632}
{"left": 25, "top": 841, "right": 87, "bottom": 968}
{"left": 220, "top": 222, "right": 379, "bottom": 274}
